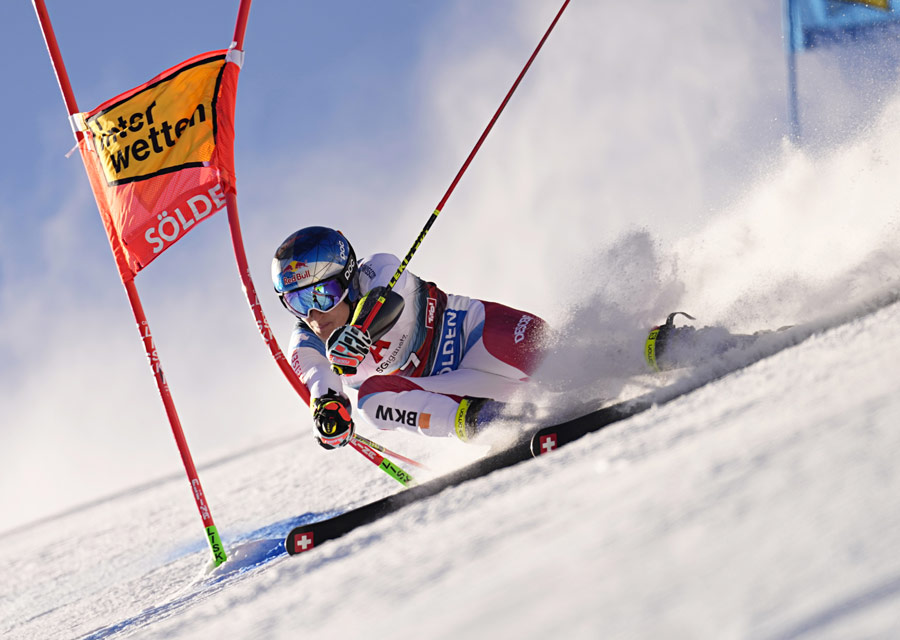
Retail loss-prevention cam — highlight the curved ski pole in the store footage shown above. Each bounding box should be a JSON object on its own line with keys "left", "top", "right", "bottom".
{"left": 358, "top": 0, "right": 571, "bottom": 335}
{"left": 349, "top": 438, "right": 417, "bottom": 487}
{"left": 353, "top": 434, "right": 431, "bottom": 471}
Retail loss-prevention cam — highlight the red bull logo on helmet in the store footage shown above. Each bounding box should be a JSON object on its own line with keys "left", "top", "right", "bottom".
{"left": 281, "top": 260, "right": 312, "bottom": 289}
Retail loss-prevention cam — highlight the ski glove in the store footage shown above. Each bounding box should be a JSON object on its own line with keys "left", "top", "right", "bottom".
{"left": 311, "top": 391, "right": 355, "bottom": 449}
{"left": 327, "top": 324, "right": 372, "bottom": 376}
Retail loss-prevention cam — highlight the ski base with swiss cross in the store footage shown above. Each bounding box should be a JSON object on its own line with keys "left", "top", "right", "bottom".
{"left": 286, "top": 393, "right": 654, "bottom": 555}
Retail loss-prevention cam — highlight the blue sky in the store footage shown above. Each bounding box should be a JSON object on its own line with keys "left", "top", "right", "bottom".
{"left": 3, "top": 1, "right": 900, "bottom": 533}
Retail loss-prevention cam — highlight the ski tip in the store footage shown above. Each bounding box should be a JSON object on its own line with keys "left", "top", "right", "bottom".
{"left": 286, "top": 528, "right": 316, "bottom": 555}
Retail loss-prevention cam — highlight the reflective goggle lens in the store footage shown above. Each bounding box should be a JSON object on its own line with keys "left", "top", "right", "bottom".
{"left": 283, "top": 278, "right": 348, "bottom": 317}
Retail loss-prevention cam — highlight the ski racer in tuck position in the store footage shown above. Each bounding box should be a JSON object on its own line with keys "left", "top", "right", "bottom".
{"left": 272, "top": 227, "right": 766, "bottom": 450}
{"left": 272, "top": 226, "right": 549, "bottom": 449}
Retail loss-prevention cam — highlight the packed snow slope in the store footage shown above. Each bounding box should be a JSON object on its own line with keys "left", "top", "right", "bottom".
{"left": 2, "top": 285, "right": 900, "bottom": 639}
{"left": 5, "top": 1, "right": 900, "bottom": 638}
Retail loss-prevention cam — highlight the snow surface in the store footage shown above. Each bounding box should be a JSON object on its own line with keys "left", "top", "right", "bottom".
{"left": 3, "top": 295, "right": 900, "bottom": 638}
{"left": 6, "top": 1, "right": 900, "bottom": 638}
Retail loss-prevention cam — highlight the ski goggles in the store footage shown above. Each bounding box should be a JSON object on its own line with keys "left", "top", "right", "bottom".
{"left": 282, "top": 277, "right": 348, "bottom": 318}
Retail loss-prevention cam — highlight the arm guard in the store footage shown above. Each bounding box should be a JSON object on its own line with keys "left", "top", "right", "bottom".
{"left": 350, "top": 286, "right": 405, "bottom": 343}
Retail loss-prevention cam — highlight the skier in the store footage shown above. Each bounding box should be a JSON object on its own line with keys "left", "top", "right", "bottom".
{"left": 272, "top": 226, "right": 548, "bottom": 450}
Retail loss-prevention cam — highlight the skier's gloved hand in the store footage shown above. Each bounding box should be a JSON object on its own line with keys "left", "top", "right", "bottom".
{"left": 311, "top": 391, "right": 355, "bottom": 449}
{"left": 326, "top": 324, "right": 372, "bottom": 376}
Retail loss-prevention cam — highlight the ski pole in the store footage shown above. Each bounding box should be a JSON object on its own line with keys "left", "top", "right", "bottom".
{"left": 353, "top": 434, "right": 431, "bottom": 471}
{"left": 349, "top": 438, "right": 417, "bottom": 487}
{"left": 357, "top": 0, "right": 571, "bottom": 335}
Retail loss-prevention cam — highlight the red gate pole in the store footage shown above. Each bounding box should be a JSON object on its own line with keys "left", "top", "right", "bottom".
{"left": 225, "top": 193, "right": 310, "bottom": 405}
{"left": 222, "top": 0, "right": 308, "bottom": 401}
{"left": 224, "top": 0, "right": 425, "bottom": 480}
{"left": 224, "top": 0, "right": 312, "bottom": 404}
{"left": 232, "top": 0, "right": 252, "bottom": 49}
{"left": 33, "top": 0, "right": 228, "bottom": 567}
{"left": 123, "top": 281, "right": 227, "bottom": 566}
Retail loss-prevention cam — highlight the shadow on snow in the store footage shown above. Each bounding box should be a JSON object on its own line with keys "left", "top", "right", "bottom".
{"left": 81, "top": 510, "right": 340, "bottom": 640}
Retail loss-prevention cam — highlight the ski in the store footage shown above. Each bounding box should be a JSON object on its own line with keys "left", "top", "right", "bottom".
{"left": 285, "top": 440, "right": 532, "bottom": 555}
{"left": 285, "top": 400, "right": 664, "bottom": 555}
{"left": 287, "top": 286, "right": 900, "bottom": 556}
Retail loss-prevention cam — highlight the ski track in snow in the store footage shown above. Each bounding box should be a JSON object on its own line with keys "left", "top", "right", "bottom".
{"left": 2, "top": 297, "right": 900, "bottom": 638}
